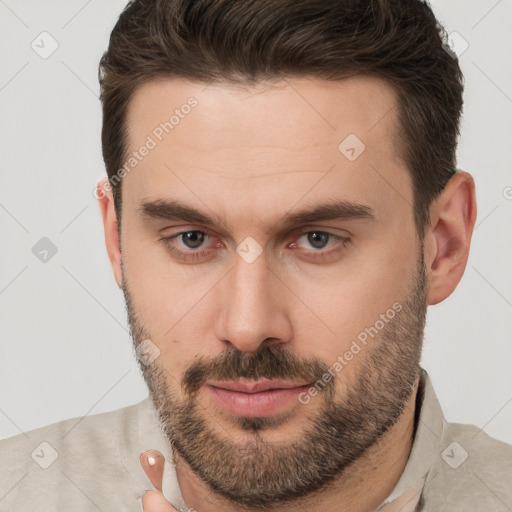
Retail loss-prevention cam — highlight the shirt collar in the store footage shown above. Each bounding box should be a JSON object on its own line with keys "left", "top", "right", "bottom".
{"left": 375, "top": 367, "right": 445, "bottom": 511}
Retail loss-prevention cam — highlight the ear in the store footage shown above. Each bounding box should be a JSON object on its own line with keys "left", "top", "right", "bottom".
{"left": 423, "top": 171, "right": 477, "bottom": 305}
{"left": 96, "top": 178, "right": 123, "bottom": 289}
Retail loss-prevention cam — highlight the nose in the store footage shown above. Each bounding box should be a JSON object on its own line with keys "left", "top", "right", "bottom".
{"left": 214, "top": 248, "right": 293, "bottom": 353}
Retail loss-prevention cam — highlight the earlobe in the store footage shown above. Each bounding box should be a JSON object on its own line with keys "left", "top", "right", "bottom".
{"left": 424, "top": 171, "right": 477, "bottom": 306}
{"left": 96, "top": 178, "right": 123, "bottom": 289}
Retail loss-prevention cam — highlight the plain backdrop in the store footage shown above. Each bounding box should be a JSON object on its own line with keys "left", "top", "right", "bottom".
{"left": 0, "top": 0, "right": 511, "bottom": 445}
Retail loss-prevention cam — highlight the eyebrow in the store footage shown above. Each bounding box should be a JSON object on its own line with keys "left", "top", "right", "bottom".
{"left": 139, "top": 198, "right": 376, "bottom": 233}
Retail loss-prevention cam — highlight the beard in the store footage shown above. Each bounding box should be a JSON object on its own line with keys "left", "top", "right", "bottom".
{"left": 122, "top": 250, "right": 427, "bottom": 510}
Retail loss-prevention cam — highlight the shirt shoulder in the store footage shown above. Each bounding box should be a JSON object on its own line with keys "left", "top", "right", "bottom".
{"left": 424, "top": 418, "right": 512, "bottom": 511}
{"left": 384, "top": 370, "right": 512, "bottom": 512}
{"left": 0, "top": 397, "right": 161, "bottom": 511}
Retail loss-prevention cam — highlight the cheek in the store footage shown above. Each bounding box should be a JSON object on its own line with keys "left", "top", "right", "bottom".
{"left": 122, "top": 235, "right": 222, "bottom": 366}
{"left": 122, "top": 233, "right": 193, "bottom": 317}
{"left": 288, "top": 239, "right": 415, "bottom": 369}
{"left": 344, "top": 226, "right": 417, "bottom": 320}
{"left": 124, "top": 229, "right": 176, "bottom": 281}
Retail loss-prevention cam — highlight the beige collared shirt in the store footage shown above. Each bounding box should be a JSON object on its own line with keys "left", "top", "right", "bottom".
{"left": 1, "top": 368, "right": 511, "bottom": 511}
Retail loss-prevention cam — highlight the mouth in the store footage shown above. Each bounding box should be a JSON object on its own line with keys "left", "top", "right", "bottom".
{"left": 204, "top": 378, "right": 311, "bottom": 417}
{"left": 207, "top": 378, "right": 311, "bottom": 393}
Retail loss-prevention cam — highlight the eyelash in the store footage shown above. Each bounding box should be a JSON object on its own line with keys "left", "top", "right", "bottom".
{"left": 158, "top": 229, "right": 350, "bottom": 263}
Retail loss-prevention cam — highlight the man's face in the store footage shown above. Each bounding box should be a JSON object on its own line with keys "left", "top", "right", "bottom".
{"left": 119, "top": 76, "right": 426, "bottom": 508}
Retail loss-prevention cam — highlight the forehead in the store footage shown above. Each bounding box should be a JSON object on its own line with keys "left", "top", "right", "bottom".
{"left": 125, "top": 74, "right": 402, "bottom": 153}
{"left": 122, "top": 75, "right": 412, "bottom": 232}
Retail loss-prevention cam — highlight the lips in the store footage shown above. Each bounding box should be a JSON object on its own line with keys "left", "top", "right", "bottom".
{"left": 204, "top": 378, "right": 312, "bottom": 417}
{"left": 206, "top": 378, "right": 310, "bottom": 393}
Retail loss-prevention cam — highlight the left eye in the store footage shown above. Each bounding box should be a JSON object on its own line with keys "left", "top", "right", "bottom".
{"left": 177, "top": 230, "right": 207, "bottom": 249}
{"left": 296, "top": 231, "right": 339, "bottom": 250}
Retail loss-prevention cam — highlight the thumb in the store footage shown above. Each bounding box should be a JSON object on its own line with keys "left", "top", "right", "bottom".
{"left": 140, "top": 450, "right": 165, "bottom": 492}
{"left": 140, "top": 450, "right": 177, "bottom": 512}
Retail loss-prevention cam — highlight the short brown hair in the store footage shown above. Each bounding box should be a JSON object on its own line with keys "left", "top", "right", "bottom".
{"left": 99, "top": 0, "right": 463, "bottom": 240}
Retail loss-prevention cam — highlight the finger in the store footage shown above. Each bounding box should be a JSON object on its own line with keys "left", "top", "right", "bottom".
{"left": 142, "top": 490, "right": 178, "bottom": 512}
{"left": 140, "top": 450, "right": 165, "bottom": 492}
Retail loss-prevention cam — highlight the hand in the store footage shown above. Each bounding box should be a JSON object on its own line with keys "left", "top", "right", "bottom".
{"left": 140, "top": 450, "right": 178, "bottom": 511}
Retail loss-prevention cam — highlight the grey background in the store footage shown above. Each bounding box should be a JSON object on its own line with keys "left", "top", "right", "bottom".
{"left": 0, "top": 0, "right": 511, "bottom": 445}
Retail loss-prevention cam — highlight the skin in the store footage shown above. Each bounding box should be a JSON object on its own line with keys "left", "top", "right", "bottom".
{"left": 97, "top": 76, "right": 476, "bottom": 511}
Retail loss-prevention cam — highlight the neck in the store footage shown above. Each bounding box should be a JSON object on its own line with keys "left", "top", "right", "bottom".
{"left": 174, "top": 375, "right": 420, "bottom": 512}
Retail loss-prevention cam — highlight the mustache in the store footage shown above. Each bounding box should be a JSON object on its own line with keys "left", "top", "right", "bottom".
{"left": 182, "top": 344, "right": 330, "bottom": 397}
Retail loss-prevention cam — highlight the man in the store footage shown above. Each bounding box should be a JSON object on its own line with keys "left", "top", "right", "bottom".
{"left": 1, "top": 0, "right": 511, "bottom": 511}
